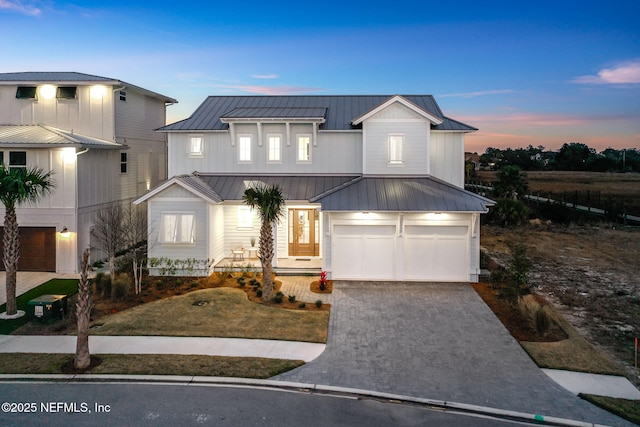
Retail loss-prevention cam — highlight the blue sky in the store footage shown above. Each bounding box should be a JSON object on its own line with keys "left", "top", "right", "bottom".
{"left": 1, "top": 0, "right": 639, "bottom": 153}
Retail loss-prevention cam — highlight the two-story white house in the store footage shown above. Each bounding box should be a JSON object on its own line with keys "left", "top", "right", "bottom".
{"left": 135, "top": 95, "right": 493, "bottom": 281}
{"left": 0, "top": 72, "right": 176, "bottom": 273}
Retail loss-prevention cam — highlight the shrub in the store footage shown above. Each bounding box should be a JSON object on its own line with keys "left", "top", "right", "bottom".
{"left": 273, "top": 293, "right": 283, "bottom": 303}
{"left": 315, "top": 300, "right": 323, "bottom": 308}
{"left": 319, "top": 271, "right": 328, "bottom": 291}
{"left": 518, "top": 295, "right": 550, "bottom": 335}
{"left": 298, "top": 302, "right": 306, "bottom": 309}
{"left": 249, "top": 278, "right": 260, "bottom": 286}
{"left": 100, "top": 275, "right": 112, "bottom": 299}
{"left": 489, "top": 198, "right": 531, "bottom": 226}
{"left": 237, "top": 277, "right": 246, "bottom": 287}
{"left": 112, "top": 274, "right": 131, "bottom": 301}
{"left": 288, "top": 295, "right": 296, "bottom": 303}
{"left": 256, "top": 289, "right": 263, "bottom": 297}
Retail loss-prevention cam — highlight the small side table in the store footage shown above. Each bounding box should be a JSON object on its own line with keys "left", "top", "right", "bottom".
{"left": 247, "top": 247, "right": 259, "bottom": 259}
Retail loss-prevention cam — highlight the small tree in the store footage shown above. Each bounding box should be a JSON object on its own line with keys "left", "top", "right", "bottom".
{"left": 493, "top": 165, "right": 529, "bottom": 200}
{"left": 242, "top": 184, "right": 285, "bottom": 302}
{"left": 122, "top": 205, "right": 147, "bottom": 294}
{"left": 74, "top": 249, "right": 92, "bottom": 370}
{"left": 90, "top": 204, "right": 124, "bottom": 298}
{"left": 501, "top": 241, "right": 533, "bottom": 300}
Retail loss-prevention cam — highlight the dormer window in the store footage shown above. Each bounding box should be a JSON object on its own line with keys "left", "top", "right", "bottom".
{"left": 57, "top": 86, "right": 77, "bottom": 100}
{"left": 16, "top": 86, "right": 37, "bottom": 99}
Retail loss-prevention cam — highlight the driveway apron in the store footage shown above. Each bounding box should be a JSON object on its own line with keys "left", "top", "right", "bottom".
{"left": 274, "top": 282, "right": 630, "bottom": 426}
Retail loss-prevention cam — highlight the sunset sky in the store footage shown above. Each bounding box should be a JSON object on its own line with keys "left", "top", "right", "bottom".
{"left": 1, "top": 0, "right": 638, "bottom": 153}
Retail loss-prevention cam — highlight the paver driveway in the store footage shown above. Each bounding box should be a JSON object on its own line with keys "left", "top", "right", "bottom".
{"left": 274, "top": 282, "right": 630, "bottom": 426}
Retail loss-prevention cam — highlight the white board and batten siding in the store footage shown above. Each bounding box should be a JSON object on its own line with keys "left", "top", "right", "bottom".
{"left": 328, "top": 212, "right": 478, "bottom": 282}
{"left": 167, "top": 124, "right": 362, "bottom": 177}
{"left": 430, "top": 132, "right": 465, "bottom": 188}
{"left": 361, "top": 102, "right": 431, "bottom": 176}
{"left": 146, "top": 185, "right": 211, "bottom": 275}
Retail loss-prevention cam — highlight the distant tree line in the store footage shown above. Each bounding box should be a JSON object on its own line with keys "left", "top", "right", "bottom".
{"left": 472, "top": 143, "right": 640, "bottom": 173}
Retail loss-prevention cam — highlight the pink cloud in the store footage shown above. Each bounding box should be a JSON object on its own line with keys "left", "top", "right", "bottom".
{"left": 572, "top": 60, "right": 640, "bottom": 84}
{"left": 0, "top": 0, "right": 40, "bottom": 15}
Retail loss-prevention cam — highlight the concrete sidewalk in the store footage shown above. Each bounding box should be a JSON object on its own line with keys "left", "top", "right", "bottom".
{"left": 0, "top": 335, "right": 325, "bottom": 362}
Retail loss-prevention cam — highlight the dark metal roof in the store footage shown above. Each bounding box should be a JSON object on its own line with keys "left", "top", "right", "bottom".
{"left": 311, "top": 176, "right": 493, "bottom": 212}
{"left": 0, "top": 125, "right": 123, "bottom": 149}
{"left": 0, "top": 72, "right": 177, "bottom": 103}
{"left": 221, "top": 107, "right": 327, "bottom": 120}
{"left": 158, "top": 95, "right": 475, "bottom": 132}
{"left": 194, "top": 174, "right": 360, "bottom": 201}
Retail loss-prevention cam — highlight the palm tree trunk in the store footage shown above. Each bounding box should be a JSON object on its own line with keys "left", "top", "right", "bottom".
{"left": 259, "top": 221, "right": 274, "bottom": 301}
{"left": 75, "top": 249, "right": 92, "bottom": 370}
{"left": 3, "top": 205, "right": 19, "bottom": 316}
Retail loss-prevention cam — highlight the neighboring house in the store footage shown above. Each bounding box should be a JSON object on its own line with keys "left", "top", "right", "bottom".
{"left": 135, "top": 95, "right": 494, "bottom": 282}
{"left": 0, "top": 72, "right": 176, "bottom": 273}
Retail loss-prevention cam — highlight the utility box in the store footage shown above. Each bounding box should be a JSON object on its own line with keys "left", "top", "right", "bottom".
{"left": 28, "top": 294, "right": 68, "bottom": 320}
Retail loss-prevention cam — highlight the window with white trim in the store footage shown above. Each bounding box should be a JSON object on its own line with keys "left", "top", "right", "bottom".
{"left": 238, "top": 135, "right": 252, "bottom": 162}
{"left": 297, "top": 134, "right": 311, "bottom": 162}
{"left": 8, "top": 151, "right": 26, "bottom": 171}
{"left": 267, "top": 134, "right": 282, "bottom": 162}
{"left": 388, "top": 134, "right": 404, "bottom": 165}
{"left": 189, "top": 135, "right": 203, "bottom": 157}
{"left": 160, "top": 212, "right": 195, "bottom": 244}
{"left": 120, "top": 152, "right": 128, "bottom": 173}
{"left": 237, "top": 206, "right": 254, "bottom": 229}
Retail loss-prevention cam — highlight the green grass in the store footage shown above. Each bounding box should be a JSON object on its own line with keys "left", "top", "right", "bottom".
{"left": 580, "top": 394, "right": 640, "bottom": 425}
{"left": 0, "top": 353, "right": 304, "bottom": 378}
{"left": 92, "top": 287, "right": 329, "bottom": 343}
{"left": 0, "top": 279, "right": 79, "bottom": 335}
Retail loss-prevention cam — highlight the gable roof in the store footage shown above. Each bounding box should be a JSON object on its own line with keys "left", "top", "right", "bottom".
{"left": 135, "top": 173, "right": 493, "bottom": 213}
{"left": 158, "top": 95, "right": 476, "bottom": 132}
{"left": 351, "top": 95, "right": 443, "bottom": 125}
{"left": 0, "top": 72, "right": 177, "bottom": 104}
{"left": 0, "top": 125, "right": 123, "bottom": 149}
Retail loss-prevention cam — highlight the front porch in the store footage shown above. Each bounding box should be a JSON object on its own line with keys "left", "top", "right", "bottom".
{"left": 214, "top": 257, "right": 322, "bottom": 275}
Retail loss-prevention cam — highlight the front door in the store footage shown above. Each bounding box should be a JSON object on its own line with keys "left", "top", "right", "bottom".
{"left": 288, "top": 209, "right": 319, "bottom": 256}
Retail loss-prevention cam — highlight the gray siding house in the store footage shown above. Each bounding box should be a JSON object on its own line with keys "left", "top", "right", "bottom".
{"left": 136, "top": 95, "right": 493, "bottom": 281}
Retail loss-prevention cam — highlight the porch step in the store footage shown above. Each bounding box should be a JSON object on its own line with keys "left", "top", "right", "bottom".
{"left": 275, "top": 268, "right": 321, "bottom": 276}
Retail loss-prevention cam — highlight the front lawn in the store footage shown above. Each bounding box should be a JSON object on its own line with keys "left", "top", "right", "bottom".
{"left": 91, "top": 287, "right": 328, "bottom": 343}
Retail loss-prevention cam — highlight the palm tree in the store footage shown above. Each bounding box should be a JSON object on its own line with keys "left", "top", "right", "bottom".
{"left": 243, "top": 184, "right": 285, "bottom": 301}
{"left": 75, "top": 248, "right": 92, "bottom": 370}
{"left": 0, "top": 166, "right": 54, "bottom": 318}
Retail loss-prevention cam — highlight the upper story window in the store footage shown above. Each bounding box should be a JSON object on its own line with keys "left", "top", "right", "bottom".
{"left": 267, "top": 134, "right": 282, "bottom": 163}
{"left": 297, "top": 134, "right": 311, "bottom": 163}
{"left": 56, "top": 86, "right": 77, "bottom": 100}
{"left": 16, "top": 87, "right": 37, "bottom": 99}
{"left": 388, "top": 134, "right": 404, "bottom": 165}
{"left": 120, "top": 152, "right": 128, "bottom": 173}
{"left": 9, "top": 151, "right": 27, "bottom": 171}
{"left": 119, "top": 91, "right": 127, "bottom": 101}
{"left": 160, "top": 212, "right": 195, "bottom": 244}
{"left": 238, "top": 135, "right": 252, "bottom": 163}
{"left": 189, "top": 135, "right": 203, "bottom": 157}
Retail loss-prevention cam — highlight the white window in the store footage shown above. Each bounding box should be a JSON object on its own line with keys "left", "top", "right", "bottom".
{"left": 189, "top": 135, "right": 203, "bottom": 156}
{"left": 388, "top": 134, "right": 404, "bottom": 165}
{"left": 160, "top": 213, "right": 195, "bottom": 244}
{"left": 7, "top": 151, "right": 27, "bottom": 171}
{"left": 237, "top": 206, "right": 254, "bottom": 229}
{"left": 267, "top": 134, "right": 282, "bottom": 162}
{"left": 238, "top": 135, "right": 252, "bottom": 162}
{"left": 297, "top": 134, "right": 311, "bottom": 163}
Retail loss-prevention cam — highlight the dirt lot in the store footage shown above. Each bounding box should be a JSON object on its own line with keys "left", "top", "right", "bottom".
{"left": 481, "top": 224, "right": 640, "bottom": 384}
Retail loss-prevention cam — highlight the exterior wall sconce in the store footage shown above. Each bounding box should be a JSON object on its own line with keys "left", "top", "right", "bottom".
{"left": 60, "top": 226, "right": 70, "bottom": 237}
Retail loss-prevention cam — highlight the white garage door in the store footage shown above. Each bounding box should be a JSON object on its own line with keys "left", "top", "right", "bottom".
{"left": 332, "top": 224, "right": 396, "bottom": 280}
{"left": 404, "top": 225, "right": 469, "bottom": 281}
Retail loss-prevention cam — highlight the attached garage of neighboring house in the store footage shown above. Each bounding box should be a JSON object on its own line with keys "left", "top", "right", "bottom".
{"left": 313, "top": 177, "right": 493, "bottom": 282}
{"left": 0, "top": 227, "right": 56, "bottom": 272}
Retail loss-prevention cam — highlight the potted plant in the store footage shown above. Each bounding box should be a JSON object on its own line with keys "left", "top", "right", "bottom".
{"left": 250, "top": 237, "right": 256, "bottom": 247}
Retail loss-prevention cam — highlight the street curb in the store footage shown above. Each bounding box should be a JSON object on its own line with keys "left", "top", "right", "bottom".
{"left": 0, "top": 374, "right": 608, "bottom": 426}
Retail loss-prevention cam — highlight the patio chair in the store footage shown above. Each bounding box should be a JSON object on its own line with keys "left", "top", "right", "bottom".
{"left": 230, "top": 242, "right": 245, "bottom": 261}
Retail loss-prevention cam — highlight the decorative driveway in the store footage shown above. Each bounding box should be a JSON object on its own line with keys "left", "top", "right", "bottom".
{"left": 274, "top": 282, "right": 630, "bottom": 426}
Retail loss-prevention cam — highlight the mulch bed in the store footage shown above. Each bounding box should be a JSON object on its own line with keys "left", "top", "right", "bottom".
{"left": 472, "top": 282, "right": 567, "bottom": 342}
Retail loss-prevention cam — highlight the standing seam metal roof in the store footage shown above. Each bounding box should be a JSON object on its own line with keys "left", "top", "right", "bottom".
{"left": 158, "top": 95, "right": 475, "bottom": 132}
{"left": 0, "top": 125, "right": 123, "bottom": 148}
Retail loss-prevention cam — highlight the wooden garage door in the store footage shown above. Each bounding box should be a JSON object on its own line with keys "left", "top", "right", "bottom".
{"left": 0, "top": 227, "right": 56, "bottom": 272}
{"left": 403, "top": 225, "right": 468, "bottom": 281}
{"left": 332, "top": 224, "right": 396, "bottom": 280}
